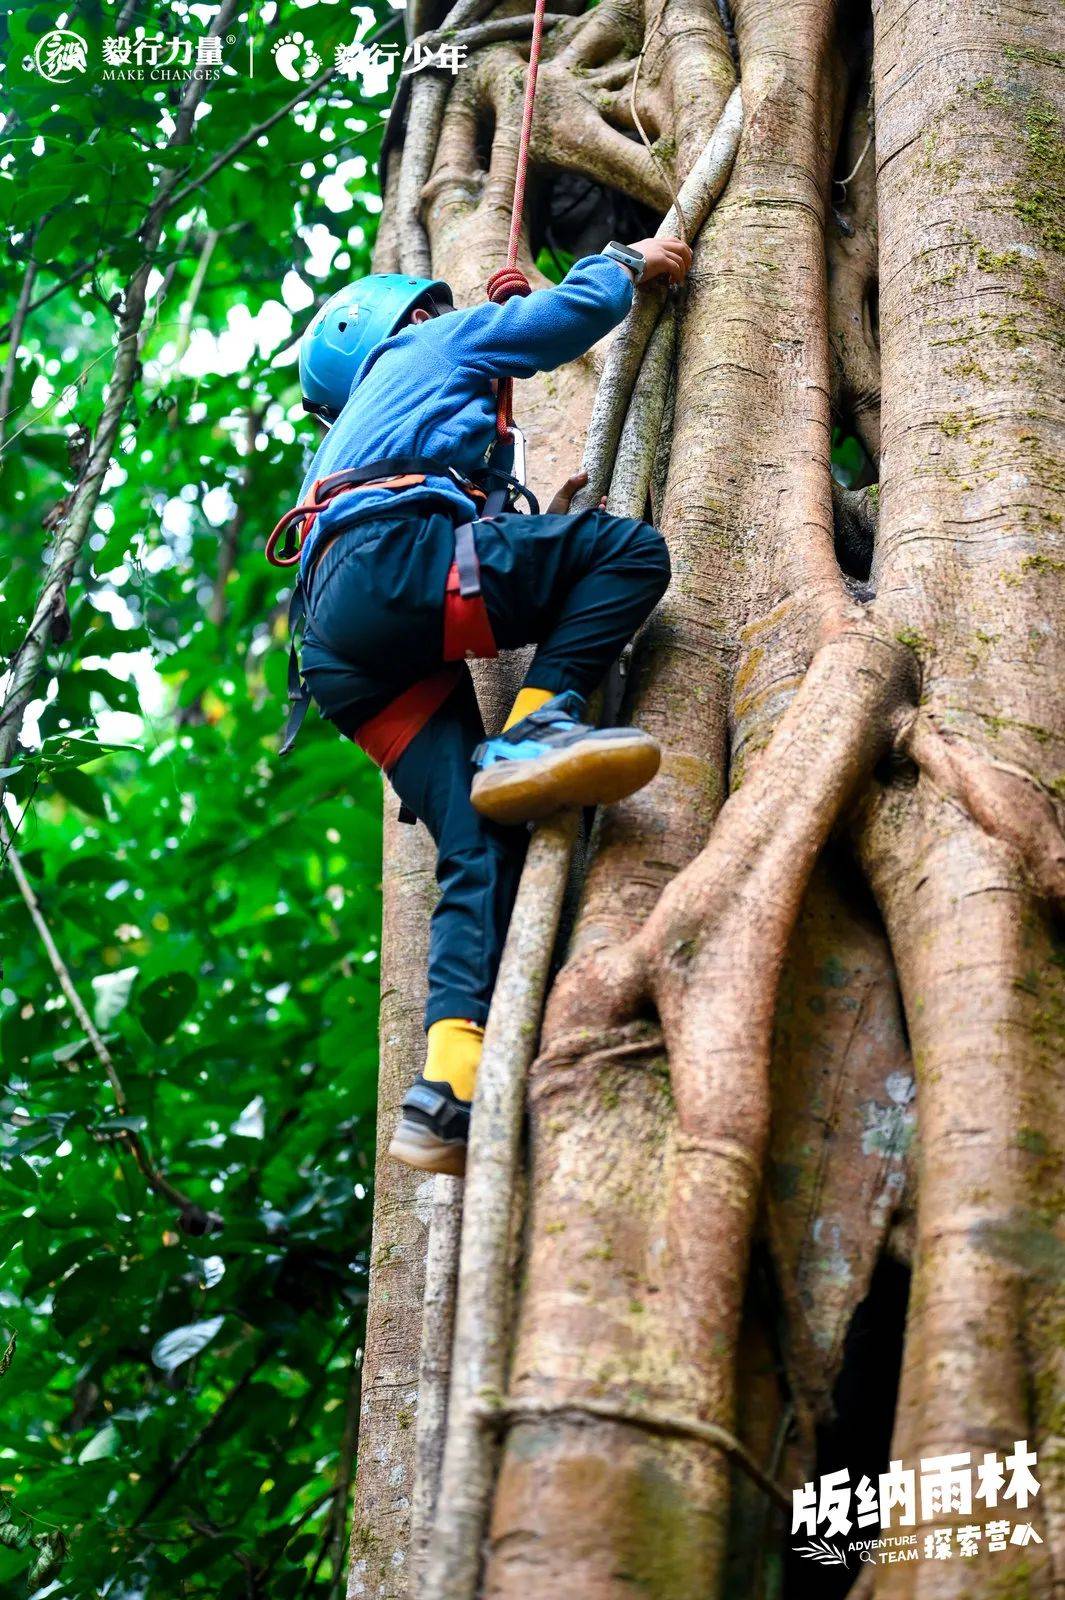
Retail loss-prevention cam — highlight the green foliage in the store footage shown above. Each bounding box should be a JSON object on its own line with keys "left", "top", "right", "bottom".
{"left": 535, "top": 244, "right": 576, "bottom": 285}
{"left": 0, "top": 1, "right": 401, "bottom": 1591}
{"left": 830, "top": 426, "right": 871, "bottom": 489}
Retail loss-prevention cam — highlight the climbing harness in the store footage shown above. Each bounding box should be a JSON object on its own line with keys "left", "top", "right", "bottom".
{"left": 270, "top": 456, "right": 537, "bottom": 759}
{"left": 272, "top": 0, "right": 550, "bottom": 759}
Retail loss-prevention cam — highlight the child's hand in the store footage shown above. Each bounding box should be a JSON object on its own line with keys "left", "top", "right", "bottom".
{"left": 547, "top": 470, "right": 605, "bottom": 515}
{"left": 629, "top": 237, "right": 692, "bottom": 286}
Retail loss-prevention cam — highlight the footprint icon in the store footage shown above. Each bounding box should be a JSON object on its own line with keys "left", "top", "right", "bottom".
{"left": 272, "top": 31, "right": 322, "bottom": 83}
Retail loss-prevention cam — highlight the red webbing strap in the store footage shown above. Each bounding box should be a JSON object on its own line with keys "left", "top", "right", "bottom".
{"left": 443, "top": 562, "right": 498, "bottom": 662}
{"left": 353, "top": 668, "right": 463, "bottom": 773}
{"left": 483, "top": 0, "right": 548, "bottom": 443}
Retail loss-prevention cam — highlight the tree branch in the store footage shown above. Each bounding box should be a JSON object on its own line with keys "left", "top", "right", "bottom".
{"left": 0, "top": 253, "right": 39, "bottom": 452}
{"left": 165, "top": 14, "right": 401, "bottom": 216}
{"left": 130, "top": 1347, "right": 270, "bottom": 1529}
{"left": 0, "top": 256, "right": 99, "bottom": 345}
{"left": 410, "top": 1173, "right": 463, "bottom": 1587}
{"left": 420, "top": 811, "right": 580, "bottom": 1600}
{"left": 573, "top": 84, "right": 743, "bottom": 510}
{"left": 0, "top": 0, "right": 240, "bottom": 800}
{"left": 2, "top": 817, "right": 222, "bottom": 1234}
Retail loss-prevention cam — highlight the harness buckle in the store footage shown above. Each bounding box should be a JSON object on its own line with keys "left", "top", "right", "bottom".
{"left": 506, "top": 426, "right": 527, "bottom": 491}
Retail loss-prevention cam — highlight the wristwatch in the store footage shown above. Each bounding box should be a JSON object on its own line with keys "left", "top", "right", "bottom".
{"left": 601, "top": 240, "right": 646, "bottom": 283}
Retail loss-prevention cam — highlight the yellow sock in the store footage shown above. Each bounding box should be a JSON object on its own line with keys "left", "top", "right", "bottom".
{"left": 504, "top": 685, "right": 554, "bottom": 732}
{"left": 424, "top": 1018, "right": 485, "bottom": 1103}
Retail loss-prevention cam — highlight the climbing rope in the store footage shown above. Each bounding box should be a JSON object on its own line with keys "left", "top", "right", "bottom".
{"left": 484, "top": 0, "right": 549, "bottom": 443}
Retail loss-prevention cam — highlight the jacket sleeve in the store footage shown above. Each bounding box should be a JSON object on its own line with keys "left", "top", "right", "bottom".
{"left": 433, "top": 255, "right": 634, "bottom": 379}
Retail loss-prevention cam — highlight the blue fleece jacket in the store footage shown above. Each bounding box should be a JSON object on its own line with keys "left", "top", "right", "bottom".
{"left": 297, "top": 253, "right": 634, "bottom": 573}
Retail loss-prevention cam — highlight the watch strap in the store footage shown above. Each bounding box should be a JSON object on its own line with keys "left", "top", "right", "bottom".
{"left": 602, "top": 240, "right": 645, "bottom": 283}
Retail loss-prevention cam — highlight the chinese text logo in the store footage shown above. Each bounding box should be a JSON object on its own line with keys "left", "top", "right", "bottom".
{"left": 792, "top": 1442, "right": 1043, "bottom": 1570}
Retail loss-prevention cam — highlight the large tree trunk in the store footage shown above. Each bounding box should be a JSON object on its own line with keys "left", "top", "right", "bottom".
{"left": 351, "top": 0, "right": 1064, "bottom": 1594}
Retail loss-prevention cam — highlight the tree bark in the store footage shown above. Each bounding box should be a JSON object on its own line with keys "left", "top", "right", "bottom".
{"left": 348, "top": 802, "right": 440, "bottom": 1600}
{"left": 355, "top": 0, "right": 1065, "bottom": 1592}
{"left": 857, "top": 0, "right": 1065, "bottom": 1588}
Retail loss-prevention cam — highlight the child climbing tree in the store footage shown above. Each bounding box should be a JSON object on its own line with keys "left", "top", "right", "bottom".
{"left": 350, "top": 0, "right": 1063, "bottom": 1597}
{"left": 1, "top": 0, "right": 1060, "bottom": 1596}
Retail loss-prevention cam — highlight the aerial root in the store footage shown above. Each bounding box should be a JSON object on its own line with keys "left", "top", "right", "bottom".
{"left": 474, "top": 1394, "right": 792, "bottom": 1511}
{"left": 529, "top": 1019, "right": 665, "bottom": 1094}
{"left": 903, "top": 714, "right": 1065, "bottom": 903}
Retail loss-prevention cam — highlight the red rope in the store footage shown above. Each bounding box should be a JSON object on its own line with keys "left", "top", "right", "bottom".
{"left": 484, "top": 0, "right": 548, "bottom": 443}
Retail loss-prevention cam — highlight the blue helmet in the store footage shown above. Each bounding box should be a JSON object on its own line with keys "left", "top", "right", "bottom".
{"left": 299, "top": 273, "right": 452, "bottom": 420}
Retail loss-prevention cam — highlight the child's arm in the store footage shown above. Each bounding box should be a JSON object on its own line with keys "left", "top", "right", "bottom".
{"left": 466, "top": 255, "right": 635, "bottom": 377}
{"left": 431, "top": 255, "right": 635, "bottom": 380}
{"left": 434, "top": 238, "right": 691, "bottom": 379}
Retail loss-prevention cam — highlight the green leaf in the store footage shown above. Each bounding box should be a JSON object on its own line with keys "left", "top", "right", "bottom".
{"left": 0, "top": 23, "right": 386, "bottom": 1585}
{"left": 27, "top": 1530, "right": 66, "bottom": 1589}
{"left": 53, "top": 1035, "right": 92, "bottom": 1062}
{"left": 151, "top": 1314, "right": 225, "bottom": 1374}
{"left": 135, "top": 971, "right": 197, "bottom": 1042}
{"left": 91, "top": 966, "right": 139, "bottom": 1030}
{"left": 77, "top": 1422, "right": 119, "bottom": 1464}
{"left": 49, "top": 766, "right": 108, "bottom": 818}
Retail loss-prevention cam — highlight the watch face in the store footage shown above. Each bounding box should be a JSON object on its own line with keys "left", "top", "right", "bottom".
{"left": 607, "top": 243, "right": 639, "bottom": 270}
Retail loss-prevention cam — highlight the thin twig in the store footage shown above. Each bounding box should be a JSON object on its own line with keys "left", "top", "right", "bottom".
{"left": 3, "top": 817, "right": 127, "bottom": 1106}
{"left": 836, "top": 129, "right": 872, "bottom": 193}
{"left": 0, "top": 337, "right": 133, "bottom": 458}
{"left": 0, "top": 0, "right": 241, "bottom": 798}
{"left": 628, "top": 0, "right": 686, "bottom": 242}
{"left": 167, "top": 14, "right": 402, "bottom": 214}
{"left": 0, "top": 227, "right": 225, "bottom": 345}
{"left": 325, "top": 1360, "right": 362, "bottom": 1596}
{"left": 0, "top": 252, "right": 39, "bottom": 451}
{"left": 1, "top": 816, "right": 221, "bottom": 1233}
{"left": 256, "top": 1487, "right": 335, "bottom": 1585}
{"left": 130, "top": 1348, "right": 271, "bottom": 1529}
{"left": 171, "top": 227, "right": 220, "bottom": 365}
{"left": 0, "top": 256, "right": 100, "bottom": 344}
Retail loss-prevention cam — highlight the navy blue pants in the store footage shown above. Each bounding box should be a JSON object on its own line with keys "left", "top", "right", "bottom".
{"left": 300, "top": 503, "right": 670, "bottom": 1029}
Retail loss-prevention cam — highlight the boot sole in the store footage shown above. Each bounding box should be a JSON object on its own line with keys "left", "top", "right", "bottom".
{"left": 470, "top": 733, "right": 661, "bottom": 826}
{"left": 388, "top": 1119, "right": 467, "bottom": 1177}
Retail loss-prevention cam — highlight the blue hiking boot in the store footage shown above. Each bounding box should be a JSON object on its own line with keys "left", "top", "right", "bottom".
{"left": 470, "top": 690, "right": 661, "bottom": 825}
